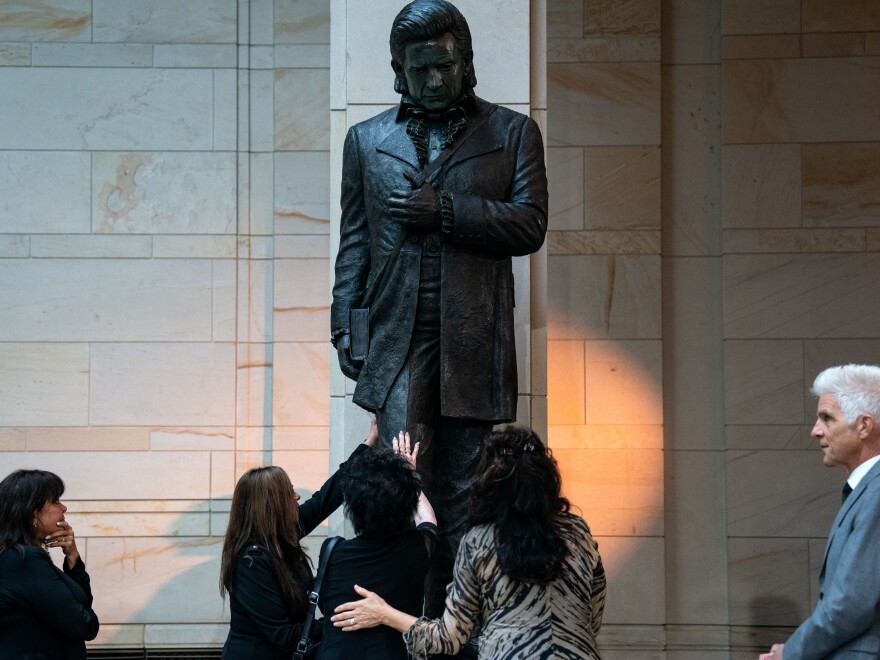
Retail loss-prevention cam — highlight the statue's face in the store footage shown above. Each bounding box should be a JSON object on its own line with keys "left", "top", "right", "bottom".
{"left": 400, "top": 32, "right": 466, "bottom": 112}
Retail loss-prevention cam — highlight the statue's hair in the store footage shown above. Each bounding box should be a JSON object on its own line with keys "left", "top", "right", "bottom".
{"left": 389, "top": 0, "right": 477, "bottom": 94}
{"left": 811, "top": 364, "right": 880, "bottom": 426}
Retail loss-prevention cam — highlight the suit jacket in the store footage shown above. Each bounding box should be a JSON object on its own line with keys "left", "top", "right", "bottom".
{"left": 222, "top": 444, "right": 369, "bottom": 660}
{"left": 331, "top": 95, "right": 548, "bottom": 422}
{"left": 0, "top": 548, "right": 99, "bottom": 660}
{"left": 784, "top": 459, "right": 880, "bottom": 659}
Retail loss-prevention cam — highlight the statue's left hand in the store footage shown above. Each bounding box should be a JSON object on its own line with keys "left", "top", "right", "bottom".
{"left": 388, "top": 171, "right": 440, "bottom": 230}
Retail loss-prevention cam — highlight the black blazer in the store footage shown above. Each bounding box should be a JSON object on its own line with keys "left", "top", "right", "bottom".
{"left": 222, "top": 444, "right": 369, "bottom": 660}
{"left": 0, "top": 547, "right": 99, "bottom": 660}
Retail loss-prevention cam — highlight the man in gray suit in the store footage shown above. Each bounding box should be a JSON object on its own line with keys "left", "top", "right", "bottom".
{"left": 760, "top": 364, "right": 880, "bottom": 659}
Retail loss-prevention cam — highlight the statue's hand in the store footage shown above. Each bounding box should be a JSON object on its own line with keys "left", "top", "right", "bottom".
{"left": 336, "top": 333, "right": 363, "bottom": 380}
{"left": 388, "top": 171, "right": 440, "bottom": 231}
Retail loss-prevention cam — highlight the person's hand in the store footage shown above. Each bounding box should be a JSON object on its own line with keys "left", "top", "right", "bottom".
{"left": 331, "top": 584, "right": 389, "bottom": 631}
{"left": 336, "top": 334, "right": 362, "bottom": 380}
{"left": 364, "top": 417, "right": 379, "bottom": 448}
{"left": 388, "top": 171, "right": 440, "bottom": 231}
{"left": 392, "top": 431, "right": 419, "bottom": 469}
{"left": 759, "top": 644, "right": 784, "bottom": 660}
{"left": 45, "top": 520, "right": 80, "bottom": 568}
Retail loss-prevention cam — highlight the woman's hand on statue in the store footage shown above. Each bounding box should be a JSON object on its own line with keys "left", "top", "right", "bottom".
{"left": 392, "top": 431, "right": 419, "bottom": 469}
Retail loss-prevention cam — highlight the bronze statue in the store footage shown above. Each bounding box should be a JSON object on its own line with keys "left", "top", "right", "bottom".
{"left": 331, "top": 0, "right": 548, "bottom": 627}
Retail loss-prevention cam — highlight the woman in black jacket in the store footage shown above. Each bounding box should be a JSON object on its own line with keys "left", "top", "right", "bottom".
{"left": 219, "top": 421, "right": 377, "bottom": 659}
{"left": 0, "top": 469, "right": 100, "bottom": 660}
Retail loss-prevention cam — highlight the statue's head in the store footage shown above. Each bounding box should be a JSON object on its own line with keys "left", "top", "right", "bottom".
{"left": 389, "top": 0, "right": 477, "bottom": 112}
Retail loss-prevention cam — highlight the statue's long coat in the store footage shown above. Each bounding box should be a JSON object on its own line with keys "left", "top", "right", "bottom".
{"left": 331, "top": 95, "right": 548, "bottom": 423}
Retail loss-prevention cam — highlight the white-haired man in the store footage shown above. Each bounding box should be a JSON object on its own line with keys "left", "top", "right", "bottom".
{"left": 760, "top": 364, "right": 880, "bottom": 659}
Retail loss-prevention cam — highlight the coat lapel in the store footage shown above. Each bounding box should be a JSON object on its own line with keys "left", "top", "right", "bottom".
{"left": 376, "top": 121, "right": 420, "bottom": 170}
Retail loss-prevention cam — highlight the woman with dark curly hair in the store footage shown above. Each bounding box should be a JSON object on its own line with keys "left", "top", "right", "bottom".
{"left": 0, "top": 469, "right": 99, "bottom": 660}
{"left": 219, "top": 421, "right": 378, "bottom": 660}
{"left": 330, "top": 426, "right": 606, "bottom": 659}
{"left": 316, "top": 432, "right": 437, "bottom": 660}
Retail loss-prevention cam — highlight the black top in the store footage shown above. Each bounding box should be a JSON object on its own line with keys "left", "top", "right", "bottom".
{"left": 0, "top": 547, "right": 99, "bottom": 660}
{"left": 316, "top": 522, "right": 438, "bottom": 660}
{"left": 222, "top": 444, "right": 369, "bottom": 660}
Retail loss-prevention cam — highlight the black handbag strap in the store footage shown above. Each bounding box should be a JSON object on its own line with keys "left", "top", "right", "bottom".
{"left": 294, "top": 536, "right": 342, "bottom": 660}
{"left": 358, "top": 103, "right": 497, "bottom": 309}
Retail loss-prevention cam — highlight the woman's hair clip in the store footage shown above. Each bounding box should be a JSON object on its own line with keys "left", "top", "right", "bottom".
{"left": 523, "top": 442, "right": 536, "bottom": 452}
{"left": 499, "top": 443, "right": 536, "bottom": 456}
{"left": 499, "top": 448, "right": 514, "bottom": 455}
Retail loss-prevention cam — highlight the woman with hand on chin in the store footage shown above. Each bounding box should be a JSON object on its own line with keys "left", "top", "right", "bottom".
{"left": 0, "top": 469, "right": 99, "bottom": 660}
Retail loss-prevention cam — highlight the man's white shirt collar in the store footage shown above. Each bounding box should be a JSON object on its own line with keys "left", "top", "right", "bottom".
{"left": 848, "top": 454, "right": 880, "bottom": 490}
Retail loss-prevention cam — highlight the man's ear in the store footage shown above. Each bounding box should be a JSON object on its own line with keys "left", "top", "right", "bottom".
{"left": 858, "top": 414, "right": 876, "bottom": 439}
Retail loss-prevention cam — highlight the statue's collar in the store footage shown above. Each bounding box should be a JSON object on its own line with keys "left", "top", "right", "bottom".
{"left": 395, "top": 92, "right": 479, "bottom": 122}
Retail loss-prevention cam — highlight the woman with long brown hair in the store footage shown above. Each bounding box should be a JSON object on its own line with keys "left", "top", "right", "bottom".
{"left": 220, "top": 422, "right": 377, "bottom": 659}
{"left": 330, "top": 426, "right": 606, "bottom": 659}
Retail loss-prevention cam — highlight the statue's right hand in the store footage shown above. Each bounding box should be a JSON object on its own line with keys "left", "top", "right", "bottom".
{"left": 336, "top": 334, "right": 363, "bottom": 380}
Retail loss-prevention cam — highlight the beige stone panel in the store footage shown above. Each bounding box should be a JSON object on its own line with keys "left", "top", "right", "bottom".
{"left": 275, "top": 235, "right": 330, "bottom": 258}
{"left": 153, "top": 44, "right": 236, "bottom": 68}
{"left": 724, "top": 340, "right": 804, "bottom": 424}
{"left": 275, "top": 69, "right": 330, "bottom": 151}
{"left": 803, "top": 0, "right": 880, "bottom": 32}
{"left": 583, "top": 340, "right": 663, "bottom": 425}
{"left": 66, "top": 501, "right": 209, "bottom": 513}
{"left": 144, "top": 623, "right": 229, "bottom": 646}
{"left": 28, "top": 427, "right": 149, "bottom": 451}
{"left": 91, "top": 623, "right": 144, "bottom": 647}
{"left": 585, "top": 146, "right": 660, "bottom": 230}
{"left": 0, "top": 43, "right": 31, "bottom": 65}
{"left": 274, "top": 307, "right": 329, "bottom": 342}
{"left": 74, "top": 512, "right": 209, "bottom": 537}
{"left": 0, "top": 344, "right": 88, "bottom": 426}
{"left": 666, "top": 451, "right": 728, "bottom": 624}
{"left": 869, "top": 229, "right": 880, "bottom": 251}
{"left": 556, "top": 448, "right": 663, "bottom": 536}
{"left": 725, "top": 254, "right": 880, "bottom": 338}
{"left": 723, "top": 58, "right": 880, "bottom": 144}
{"left": 92, "top": 0, "right": 236, "bottom": 43}
{"left": 274, "top": 449, "right": 330, "bottom": 496}
{"left": 722, "top": 145, "right": 800, "bottom": 229}
{"left": 150, "top": 429, "right": 234, "bottom": 451}
{"left": 32, "top": 43, "right": 152, "bottom": 67}
{"left": 549, "top": 0, "right": 584, "bottom": 38}
{"left": 247, "top": 153, "right": 274, "bottom": 236}
{"left": 0, "top": 451, "right": 210, "bottom": 499}
{"left": 723, "top": 228, "right": 865, "bottom": 253}
{"left": 212, "top": 259, "right": 236, "bottom": 342}
{"left": 237, "top": 343, "right": 273, "bottom": 429}
{"left": 661, "top": 0, "right": 721, "bottom": 65}
{"left": 247, "top": 45, "right": 273, "bottom": 70}
{"left": 0, "top": 235, "right": 29, "bottom": 257}
{"left": 728, "top": 538, "right": 812, "bottom": 626}
{"left": 727, "top": 449, "right": 840, "bottom": 537}
{"left": 0, "top": 68, "right": 213, "bottom": 150}
{"left": 274, "top": 151, "right": 330, "bottom": 234}
{"left": 0, "top": 259, "right": 213, "bottom": 341}
{"left": 548, "top": 340, "right": 585, "bottom": 425}
{"left": 801, "top": 33, "right": 866, "bottom": 58}
{"left": 550, "top": 424, "right": 664, "bottom": 449}
{"left": 808, "top": 538, "right": 825, "bottom": 608}
{"left": 730, "top": 627, "right": 795, "bottom": 657}
{"left": 597, "top": 625, "right": 665, "bottom": 656}
{"left": 152, "top": 235, "right": 237, "bottom": 259}
{"left": 88, "top": 537, "right": 226, "bottom": 624}
{"left": 594, "top": 536, "right": 666, "bottom": 623}
{"left": 247, "top": 0, "right": 272, "bottom": 45}
{"left": 869, "top": 32, "right": 880, "bottom": 55}
{"left": 548, "top": 36, "right": 660, "bottom": 63}
{"left": 726, "top": 424, "right": 815, "bottom": 450}
{"left": 1, "top": 151, "right": 90, "bottom": 233}
{"left": 548, "top": 255, "right": 662, "bottom": 339}
{"left": 548, "top": 62, "right": 660, "bottom": 146}
{"left": 585, "top": 0, "right": 661, "bottom": 36}
{"left": 721, "top": 0, "right": 800, "bottom": 35}
{"left": 213, "top": 68, "right": 237, "bottom": 152}
{"left": 662, "top": 257, "right": 724, "bottom": 451}
{"left": 273, "top": 426, "right": 329, "bottom": 450}
{"left": 234, "top": 258, "right": 272, "bottom": 343}
{"left": 803, "top": 143, "right": 880, "bottom": 226}
{"left": 90, "top": 343, "right": 235, "bottom": 426}
{"left": 30, "top": 235, "right": 152, "bottom": 258}
{"left": 274, "top": 258, "right": 330, "bottom": 340}
{"left": 275, "top": 0, "right": 329, "bottom": 44}
{"left": 661, "top": 64, "right": 722, "bottom": 256}
{"left": 0, "top": 1, "right": 91, "bottom": 42}
{"left": 211, "top": 450, "right": 236, "bottom": 500}
{"left": 548, "top": 147, "right": 584, "bottom": 230}
{"left": 93, "top": 152, "right": 235, "bottom": 235}
{"left": 548, "top": 230, "right": 661, "bottom": 255}
{"left": 248, "top": 69, "right": 274, "bottom": 153}
{"left": 275, "top": 44, "right": 330, "bottom": 68}
{"left": 0, "top": 429, "right": 26, "bottom": 451}
{"left": 721, "top": 35, "right": 800, "bottom": 60}
{"left": 273, "top": 343, "right": 330, "bottom": 426}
